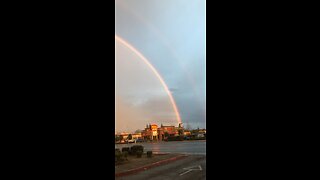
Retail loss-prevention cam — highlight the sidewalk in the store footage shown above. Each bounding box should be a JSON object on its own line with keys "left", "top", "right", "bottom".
{"left": 115, "top": 153, "right": 187, "bottom": 177}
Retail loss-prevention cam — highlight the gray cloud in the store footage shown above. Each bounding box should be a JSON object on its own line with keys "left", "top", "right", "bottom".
{"left": 116, "top": 0, "right": 205, "bottom": 132}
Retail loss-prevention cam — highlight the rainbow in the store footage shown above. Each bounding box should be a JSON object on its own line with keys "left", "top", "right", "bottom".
{"left": 116, "top": 35, "right": 182, "bottom": 124}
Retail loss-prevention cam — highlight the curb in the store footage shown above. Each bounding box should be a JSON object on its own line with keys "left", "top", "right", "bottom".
{"left": 115, "top": 155, "right": 187, "bottom": 177}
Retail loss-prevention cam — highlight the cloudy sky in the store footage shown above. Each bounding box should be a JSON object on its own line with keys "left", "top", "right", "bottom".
{"left": 116, "top": 0, "right": 205, "bottom": 133}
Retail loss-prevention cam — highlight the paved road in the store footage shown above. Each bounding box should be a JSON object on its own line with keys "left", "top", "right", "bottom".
{"left": 116, "top": 155, "right": 206, "bottom": 180}
{"left": 116, "top": 141, "right": 206, "bottom": 155}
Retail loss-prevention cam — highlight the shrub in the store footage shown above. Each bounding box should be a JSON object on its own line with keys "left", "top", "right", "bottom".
{"left": 147, "top": 151, "right": 152, "bottom": 158}
{"left": 167, "top": 136, "right": 184, "bottom": 141}
{"left": 115, "top": 150, "right": 122, "bottom": 162}
{"left": 136, "top": 150, "right": 142, "bottom": 158}
{"left": 122, "top": 151, "right": 128, "bottom": 160}
{"left": 130, "top": 145, "right": 144, "bottom": 155}
{"left": 122, "top": 147, "right": 130, "bottom": 154}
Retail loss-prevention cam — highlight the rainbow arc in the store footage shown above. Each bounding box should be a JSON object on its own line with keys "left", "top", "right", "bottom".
{"left": 116, "top": 35, "right": 182, "bottom": 124}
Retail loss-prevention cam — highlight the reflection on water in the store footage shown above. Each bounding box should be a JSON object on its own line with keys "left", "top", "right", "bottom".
{"left": 115, "top": 141, "right": 206, "bottom": 155}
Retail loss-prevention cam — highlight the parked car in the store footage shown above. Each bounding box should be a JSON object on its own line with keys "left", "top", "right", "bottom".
{"left": 136, "top": 139, "right": 144, "bottom": 143}
{"left": 127, "top": 139, "right": 135, "bottom": 143}
{"left": 125, "top": 139, "right": 136, "bottom": 143}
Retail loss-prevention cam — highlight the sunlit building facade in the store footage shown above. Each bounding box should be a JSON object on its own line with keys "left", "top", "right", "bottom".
{"left": 141, "top": 123, "right": 184, "bottom": 141}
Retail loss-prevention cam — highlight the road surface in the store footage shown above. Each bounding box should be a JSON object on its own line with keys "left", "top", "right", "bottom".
{"left": 116, "top": 155, "right": 206, "bottom": 180}
{"left": 116, "top": 141, "right": 206, "bottom": 155}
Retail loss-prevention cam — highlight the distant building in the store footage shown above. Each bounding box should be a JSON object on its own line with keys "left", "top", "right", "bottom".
{"left": 141, "top": 123, "right": 184, "bottom": 141}
{"left": 116, "top": 124, "right": 206, "bottom": 143}
{"left": 132, "top": 133, "right": 142, "bottom": 140}
{"left": 141, "top": 124, "right": 158, "bottom": 141}
{"left": 190, "top": 128, "right": 206, "bottom": 138}
{"left": 184, "top": 130, "right": 191, "bottom": 136}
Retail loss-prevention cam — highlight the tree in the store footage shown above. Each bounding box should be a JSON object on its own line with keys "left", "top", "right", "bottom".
{"left": 178, "top": 129, "right": 183, "bottom": 136}
{"left": 115, "top": 135, "right": 120, "bottom": 142}
{"left": 164, "top": 132, "right": 169, "bottom": 139}
{"left": 119, "top": 135, "right": 123, "bottom": 142}
{"left": 128, "top": 134, "right": 132, "bottom": 140}
{"left": 135, "top": 129, "right": 142, "bottom": 133}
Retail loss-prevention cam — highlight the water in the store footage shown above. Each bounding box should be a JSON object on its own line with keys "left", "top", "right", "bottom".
{"left": 115, "top": 140, "right": 206, "bottom": 155}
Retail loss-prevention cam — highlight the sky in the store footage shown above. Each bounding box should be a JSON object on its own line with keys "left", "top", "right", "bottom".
{"left": 116, "top": 0, "right": 205, "bottom": 133}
